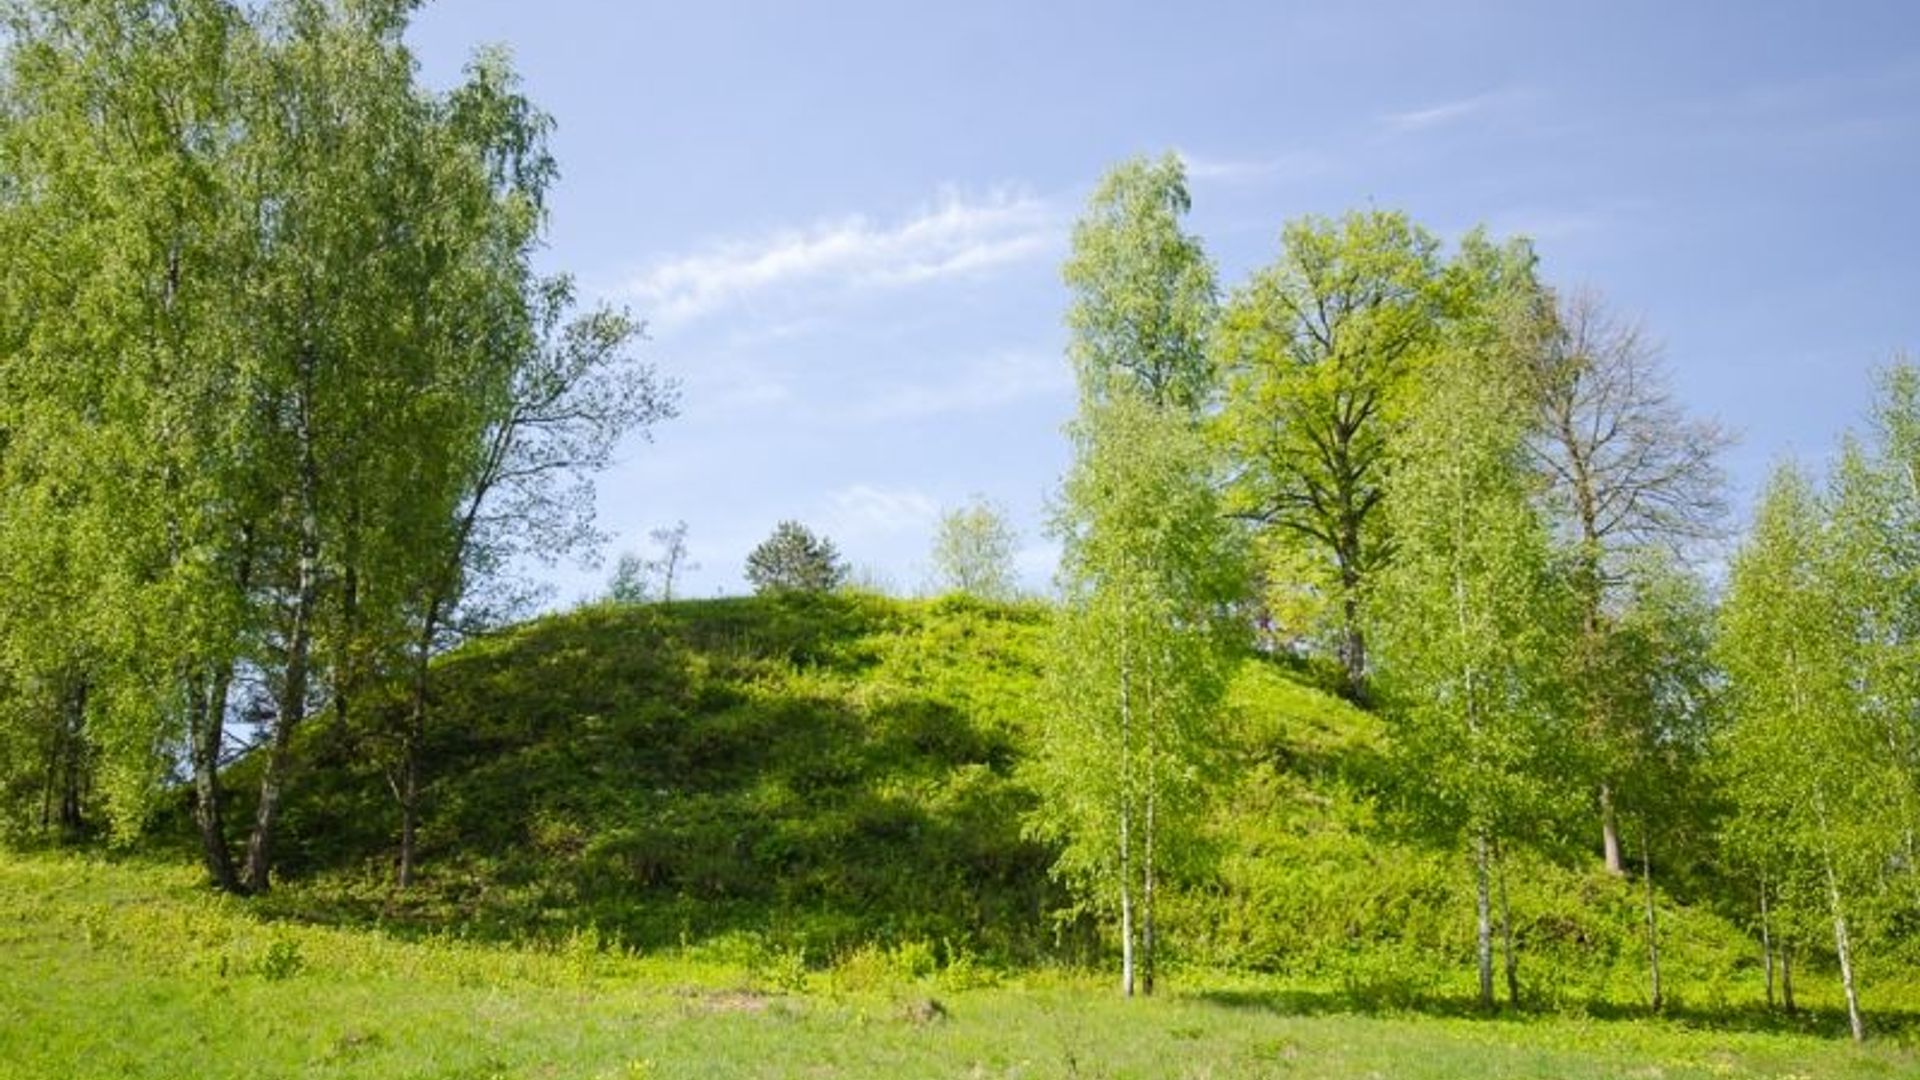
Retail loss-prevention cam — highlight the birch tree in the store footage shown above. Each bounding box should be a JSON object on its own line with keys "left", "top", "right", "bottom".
{"left": 1371, "top": 263, "right": 1572, "bottom": 1010}
{"left": 1719, "top": 465, "right": 1903, "bottom": 1042}
{"left": 1034, "top": 155, "right": 1241, "bottom": 997}
{"left": 1032, "top": 392, "right": 1243, "bottom": 997}
{"left": 930, "top": 496, "right": 1018, "bottom": 600}
{"left": 1062, "top": 153, "right": 1217, "bottom": 415}
{"left": 1600, "top": 551, "right": 1719, "bottom": 1011}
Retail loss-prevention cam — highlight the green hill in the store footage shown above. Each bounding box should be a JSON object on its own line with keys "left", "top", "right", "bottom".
{"left": 240, "top": 593, "right": 1768, "bottom": 1009}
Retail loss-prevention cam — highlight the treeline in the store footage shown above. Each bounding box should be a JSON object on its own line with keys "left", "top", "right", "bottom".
{"left": 1035, "top": 154, "right": 1918, "bottom": 1037}
{"left": 0, "top": 2, "right": 672, "bottom": 891}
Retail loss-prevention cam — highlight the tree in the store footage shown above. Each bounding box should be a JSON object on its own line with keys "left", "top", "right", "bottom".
{"left": 1826, "top": 363, "right": 1920, "bottom": 870}
{"left": 0, "top": 0, "right": 281, "bottom": 879}
{"left": 1212, "top": 210, "right": 1445, "bottom": 698}
{"left": 606, "top": 553, "right": 650, "bottom": 604}
{"left": 607, "top": 521, "right": 696, "bottom": 604}
{"left": 230, "top": 2, "right": 600, "bottom": 895}
{"left": 1371, "top": 277, "right": 1573, "bottom": 1010}
{"left": 1525, "top": 287, "right": 1730, "bottom": 873}
{"left": 1062, "top": 153, "right": 1217, "bottom": 414}
{"left": 1597, "top": 551, "right": 1721, "bottom": 1012}
{"left": 1032, "top": 392, "right": 1244, "bottom": 998}
{"left": 929, "top": 497, "right": 1018, "bottom": 600}
{"left": 1718, "top": 465, "right": 1903, "bottom": 1043}
{"left": 647, "top": 520, "right": 696, "bottom": 602}
{"left": 745, "top": 521, "right": 846, "bottom": 594}
{"left": 0, "top": 1, "right": 672, "bottom": 895}
{"left": 388, "top": 272, "right": 670, "bottom": 889}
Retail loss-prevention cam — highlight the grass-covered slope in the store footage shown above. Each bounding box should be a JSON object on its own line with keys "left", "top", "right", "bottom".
{"left": 245, "top": 593, "right": 1794, "bottom": 1012}
{"left": 271, "top": 594, "right": 1060, "bottom": 957}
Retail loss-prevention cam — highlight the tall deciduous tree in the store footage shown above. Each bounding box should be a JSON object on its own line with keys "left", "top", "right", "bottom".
{"left": 1033, "top": 392, "right": 1243, "bottom": 998}
{"left": 1526, "top": 287, "right": 1729, "bottom": 873}
{"left": 1598, "top": 550, "right": 1720, "bottom": 1012}
{"left": 1719, "top": 465, "right": 1903, "bottom": 1043}
{"left": 1213, "top": 210, "right": 1444, "bottom": 699}
{"left": 1035, "top": 154, "right": 1241, "bottom": 998}
{"left": 389, "top": 271, "right": 671, "bottom": 888}
{"left": 0, "top": 0, "right": 268, "bottom": 878}
{"left": 1062, "top": 153, "right": 1217, "bottom": 414}
{"left": 0, "top": 0, "right": 671, "bottom": 894}
{"left": 1372, "top": 268, "right": 1572, "bottom": 1010}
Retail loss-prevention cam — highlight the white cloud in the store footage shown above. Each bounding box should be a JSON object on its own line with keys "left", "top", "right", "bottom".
{"left": 848, "top": 347, "right": 1072, "bottom": 423}
{"left": 822, "top": 484, "right": 942, "bottom": 539}
{"left": 1379, "top": 90, "right": 1518, "bottom": 133}
{"left": 624, "top": 188, "right": 1060, "bottom": 328}
{"left": 1175, "top": 148, "right": 1328, "bottom": 185}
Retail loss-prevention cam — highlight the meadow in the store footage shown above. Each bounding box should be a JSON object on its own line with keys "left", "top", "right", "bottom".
{"left": 6, "top": 853, "right": 1917, "bottom": 1080}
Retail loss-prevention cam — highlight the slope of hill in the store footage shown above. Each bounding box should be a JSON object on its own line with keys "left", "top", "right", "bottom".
{"left": 236, "top": 593, "right": 1773, "bottom": 1010}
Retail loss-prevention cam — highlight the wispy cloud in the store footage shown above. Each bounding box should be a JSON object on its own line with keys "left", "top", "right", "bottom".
{"left": 1176, "top": 148, "right": 1328, "bottom": 185}
{"left": 624, "top": 188, "right": 1060, "bottom": 328}
{"left": 848, "top": 347, "right": 1072, "bottom": 423}
{"left": 823, "top": 484, "right": 942, "bottom": 539}
{"left": 1379, "top": 90, "right": 1520, "bottom": 133}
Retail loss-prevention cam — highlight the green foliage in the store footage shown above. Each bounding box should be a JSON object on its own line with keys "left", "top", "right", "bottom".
{"left": 1063, "top": 153, "right": 1218, "bottom": 413}
{"left": 1373, "top": 314, "right": 1576, "bottom": 846}
{"left": 745, "top": 521, "right": 848, "bottom": 595}
{"left": 928, "top": 496, "right": 1019, "bottom": 601}
{"left": 1212, "top": 210, "right": 1446, "bottom": 686}
{"left": 1036, "top": 390, "right": 1247, "bottom": 991}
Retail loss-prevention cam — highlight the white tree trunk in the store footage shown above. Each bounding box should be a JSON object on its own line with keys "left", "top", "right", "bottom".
{"left": 1475, "top": 831, "right": 1494, "bottom": 1009}
{"left": 1827, "top": 862, "right": 1865, "bottom": 1042}
{"left": 1759, "top": 880, "right": 1775, "bottom": 1010}
{"left": 1496, "top": 842, "right": 1519, "bottom": 1007}
{"left": 1600, "top": 782, "right": 1624, "bottom": 875}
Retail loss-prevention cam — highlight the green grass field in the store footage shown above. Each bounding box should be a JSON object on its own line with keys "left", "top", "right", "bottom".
{"left": 5, "top": 853, "right": 1916, "bottom": 1080}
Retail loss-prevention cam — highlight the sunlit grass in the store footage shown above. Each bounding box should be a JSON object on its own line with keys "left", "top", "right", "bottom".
{"left": 4, "top": 852, "right": 1916, "bottom": 1079}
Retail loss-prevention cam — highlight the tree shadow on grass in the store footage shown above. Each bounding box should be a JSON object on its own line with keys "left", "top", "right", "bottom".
{"left": 252, "top": 595, "right": 1064, "bottom": 963}
{"left": 1192, "top": 985, "right": 1920, "bottom": 1041}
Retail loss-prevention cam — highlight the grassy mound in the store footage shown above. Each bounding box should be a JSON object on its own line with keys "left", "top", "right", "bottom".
{"left": 203, "top": 592, "right": 1793, "bottom": 1010}
{"left": 265, "top": 594, "right": 1059, "bottom": 960}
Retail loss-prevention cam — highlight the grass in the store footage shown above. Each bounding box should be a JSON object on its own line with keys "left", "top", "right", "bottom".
{"left": 5, "top": 852, "right": 1919, "bottom": 1079}
{"left": 26, "top": 594, "right": 1917, "bottom": 1075}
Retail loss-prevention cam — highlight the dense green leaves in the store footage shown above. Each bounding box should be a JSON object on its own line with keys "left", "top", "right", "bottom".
{"left": 1062, "top": 153, "right": 1217, "bottom": 414}
{"left": 746, "top": 521, "right": 848, "bottom": 595}
{"left": 1212, "top": 210, "right": 1446, "bottom": 695}
{"left": 0, "top": 0, "right": 671, "bottom": 890}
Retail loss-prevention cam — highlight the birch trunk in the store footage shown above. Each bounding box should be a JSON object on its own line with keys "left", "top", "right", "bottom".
{"left": 1760, "top": 881, "right": 1774, "bottom": 1010}
{"left": 1600, "top": 782, "right": 1623, "bottom": 876}
{"left": 1827, "top": 861, "right": 1866, "bottom": 1042}
{"left": 1475, "top": 830, "right": 1494, "bottom": 1009}
{"left": 190, "top": 664, "right": 242, "bottom": 893}
{"left": 1117, "top": 635, "right": 1135, "bottom": 999}
{"left": 1497, "top": 841, "right": 1519, "bottom": 1007}
{"left": 245, "top": 370, "right": 321, "bottom": 894}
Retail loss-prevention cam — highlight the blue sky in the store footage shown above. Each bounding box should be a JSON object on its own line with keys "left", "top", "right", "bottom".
{"left": 405, "top": 1, "right": 1920, "bottom": 602}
